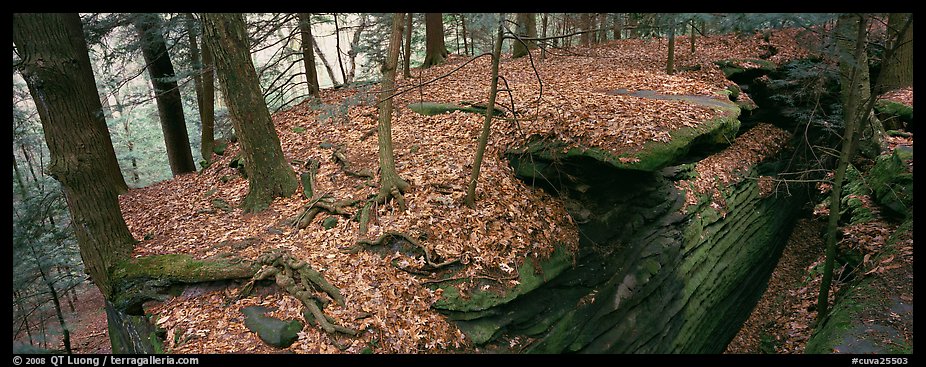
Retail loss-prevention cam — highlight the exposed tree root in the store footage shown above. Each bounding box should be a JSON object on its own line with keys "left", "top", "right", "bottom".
{"left": 240, "top": 250, "right": 357, "bottom": 336}
{"left": 332, "top": 146, "right": 374, "bottom": 179}
{"left": 293, "top": 196, "right": 360, "bottom": 230}
{"left": 344, "top": 231, "right": 458, "bottom": 271}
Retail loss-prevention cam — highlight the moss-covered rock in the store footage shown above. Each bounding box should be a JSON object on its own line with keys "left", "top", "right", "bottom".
{"left": 447, "top": 125, "right": 804, "bottom": 353}
{"left": 321, "top": 216, "right": 338, "bottom": 229}
{"left": 241, "top": 306, "right": 303, "bottom": 348}
{"left": 874, "top": 99, "right": 913, "bottom": 131}
{"left": 430, "top": 243, "right": 574, "bottom": 313}
{"left": 508, "top": 105, "right": 739, "bottom": 175}
{"left": 714, "top": 58, "right": 778, "bottom": 81}
{"left": 868, "top": 147, "right": 913, "bottom": 218}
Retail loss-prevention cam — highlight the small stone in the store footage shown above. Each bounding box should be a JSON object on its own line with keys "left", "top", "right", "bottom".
{"left": 241, "top": 306, "right": 303, "bottom": 348}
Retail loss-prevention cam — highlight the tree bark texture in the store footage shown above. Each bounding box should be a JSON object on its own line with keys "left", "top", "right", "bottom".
{"left": 298, "top": 13, "right": 321, "bottom": 98}
{"left": 881, "top": 13, "right": 913, "bottom": 90}
{"left": 376, "top": 13, "right": 411, "bottom": 202}
{"left": 201, "top": 13, "right": 298, "bottom": 213}
{"left": 13, "top": 13, "right": 136, "bottom": 299}
{"left": 134, "top": 13, "right": 197, "bottom": 175}
{"left": 513, "top": 13, "right": 538, "bottom": 58}
{"left": 423, "top": 13, "right": 449, "bottom": 68}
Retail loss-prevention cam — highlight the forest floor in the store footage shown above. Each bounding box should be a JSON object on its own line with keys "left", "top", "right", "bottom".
{"left": 69, "top": 29, "right": 821, "bottom": 354}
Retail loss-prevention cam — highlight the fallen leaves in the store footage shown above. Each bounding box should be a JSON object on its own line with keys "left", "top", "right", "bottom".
{"left": 119, "top": 27, "right": 814, "bottom": 354}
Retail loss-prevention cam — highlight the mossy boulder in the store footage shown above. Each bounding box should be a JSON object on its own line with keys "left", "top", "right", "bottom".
{"left": 714, "top": 58, "right": 778, "bottom": 81}
{"left": 868, "top": 147, "right": 913, "bottom": 218}
{"left": 322, "top": 216, "right": 338, "bottom": 230}
{"left": 508, "top": 102, "right": 739, "bottom": 174}
{"left": 430, "top": 243, "right": 574, "bottom": 314}
{"left": 874, "top": 99, "right": 913, "bottom": 131}
{"left": 241, "top": 306, "right": 303, "bottom": 348}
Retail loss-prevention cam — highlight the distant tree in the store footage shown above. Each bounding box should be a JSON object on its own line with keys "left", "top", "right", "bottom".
{"left": 422, "top": 13, "right": 449, "bottom": 68}
{"left": 403, "top": 13, "right": 414, "bottom": 77}
{"left": 133, "top": 13, "right": 197, "bottom": 175}
{"left": 201, "top": 13, "right": 298, "bottom": 212}
{"left": 298, "top": 13, "right": 321, "bottom": 98}
{"left": 612, "top": 13, "right": 623, "bottom": 40}
{"left": 512, "top": 13, "right": 537, "bottom": 58}
{"left": 460, "top": 14, "right": 470, "bottom": 56}
{"left": 200, "top": 32, "right": 216, "bottom": 165}
{"left": 666, "top": 14, "right": 677, "bottom": 75}
{"left": 597, "top": 13, "right": 608, "bottom": 43}
{"left": 580, "top": 13, "right": 592, "bottom": 46}
{"left": 373, "top": 13, "right": 411, "bottom": 208}
{"left": 185, "top": 14, "right": 217, "bottom": 165}
{"left": 465, "top": 13, "right": 504, "bottom": 208}
{"left": 13, "top": 12, "right": 136, "bottom": 300}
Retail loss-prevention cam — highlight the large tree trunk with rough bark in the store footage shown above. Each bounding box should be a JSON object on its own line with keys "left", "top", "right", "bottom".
{"left": 422, "top": 13, "right": 449, "bottom": 68}
{"left": 374, "top": 13, "right": 411, "bottom": 206}
{"left": 464, "top": 14, "right": 504, "bottom": 208}
{"left": 202, "top": 13, "right": 298, "bottom": 213}
{"left": 13, "top": 12, "right": 136, "bottom": 300}
{"left": 512, "top": 13, "right": 537, "bottom": 58}
{"left": 298, "top": 13, "right": 321, "bottom": 99}
{"left": 134, "top": 13, "right": 197, "bottom": 175}
{"left": 881, "top": 13, "right": 913, "bottom": 90}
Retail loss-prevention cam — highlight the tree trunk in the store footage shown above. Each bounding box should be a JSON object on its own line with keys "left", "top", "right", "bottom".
{"left": 13, "top": 13, "right": 136, "bottom": 299}
{"left": 134, "top": 13, "right": 197, "bottom": 176}
{"left": 312, "top": 32, "right": 341, "bottom": 87}
{"left": 598, "top": 13, "right": 608, "bottom": 43}
{"left": 200, "top": 36, "right": 216, "bottom": 165}
{"left": 690, "top": 18, "right": 696, "bottom": 54}
{"left": 540, "top": 13, "right": 549, "bottom": 60}
{"left": 580, "top": 13, "right": 591, "bottom": 47}
{"left": 375, "top": 13, "right": 411, "bottom": 205}
{"left": 111, "top": 92, "right": 141, "bottom": 185}
{"left": 881, "top": 13, "right": 912, "bottom": 90}
{"left": 333, "top": 14, "right": 349, "bottom": 85}
{"left": 185, "top": 14, "right": 216, "bottom": 166}
{"left": 185, "top": 14, "right": 204, "bottom": 115}
{"left": 403, "top": 13, "right": 414, "bottom": 78}
{"left": 202, "top": 13, "right": 298, "bottom": 213}
{"left": 612, "top": 13, "right": 622, "bottom": 40}
{"left": 422, "top": 13, "right": 449, "bottom": 68}
{"left": 513, "top": 13, "right": 537, "bottom": 58}
{"left": 818, "top": 14, "right": 868, "bottom": 323}
{"left": 345, "top": 15, "right": 367, "bottom": 84}
{"left": 13, "top": 152, "right": 29, "bottom": 198}
{"left": 298, "top": 13, "right": 321, "bottom": 99}
{"left": 461, "top": 14, "right": 470, "bottom": 56}
{"left": 464, "top": 13, "right": 504, "bottom": 209}
{"left": 666, "top": 14, "right": 676, "bottom": 75}
{"left": 33, "top": 251, "right": 72, "bottom": 354}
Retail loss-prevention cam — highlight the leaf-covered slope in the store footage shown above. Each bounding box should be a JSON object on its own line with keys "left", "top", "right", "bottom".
{"left": 118, "top": 28, "right": 812, "bottom": 353}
